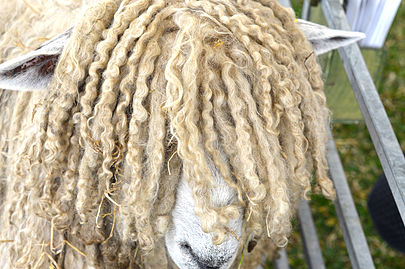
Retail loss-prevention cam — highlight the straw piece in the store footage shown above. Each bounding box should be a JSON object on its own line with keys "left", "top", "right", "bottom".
{"left": 102, "top": 206, "right": 116, "bottom": 245}
{"left": 167, "top": 150, "right": 177, "bottom": 175}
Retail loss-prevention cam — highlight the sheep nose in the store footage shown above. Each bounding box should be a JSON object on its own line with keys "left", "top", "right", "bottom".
{"left": 180, "top": 242, "right": 228, "bottom": 269}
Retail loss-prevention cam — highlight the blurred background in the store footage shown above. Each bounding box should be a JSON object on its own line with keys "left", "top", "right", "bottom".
{"left": 266, "top": 1, "right": 405, "bottom": 268}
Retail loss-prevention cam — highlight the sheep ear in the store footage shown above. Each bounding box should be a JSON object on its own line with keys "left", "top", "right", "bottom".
{"left": 0, "top": 28, "right": 72, "bottom": 91}
{"left": 296, "top": 19, "right": 366, "bottom": 55}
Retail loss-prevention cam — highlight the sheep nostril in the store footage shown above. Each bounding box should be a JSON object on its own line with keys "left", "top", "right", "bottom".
{"left": 201, "top": 265, "right": 219, "bottom": 269}
{"left": 179, "top": 242, "right": 192, "bottom": 253}
{"left": 179, "top": 242, "right": 226, "bottom": 269}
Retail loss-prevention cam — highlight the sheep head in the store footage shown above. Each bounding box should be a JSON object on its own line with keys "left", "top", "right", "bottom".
{"left": 0, "top": 1, "right": 364, "bottom": 268}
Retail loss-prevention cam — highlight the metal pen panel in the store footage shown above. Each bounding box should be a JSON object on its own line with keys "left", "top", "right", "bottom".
{"left": 321, "top": 0, "right": 405, "bottom": 227}
{"left": 278, "top": 0, "right": 292, "bottom": 8}
{"left": 273, "top": 249, "right": 290, "bottom": 269}
{"left": 297, "top": 200, "right": 326, "bottom": 269}
{"left": 327, "top": 128, "right": 375, "bottom": 269}
{"left": 302, "top": 0, "right": 311, "bottom": 20}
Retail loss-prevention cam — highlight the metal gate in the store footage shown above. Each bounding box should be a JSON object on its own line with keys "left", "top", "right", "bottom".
{"left": 271, "top": 1, "right": 405, "bottom": 268}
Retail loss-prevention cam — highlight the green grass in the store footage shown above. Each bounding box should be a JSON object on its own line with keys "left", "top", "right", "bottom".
{"left": 267, "top": 1, "right": 405, "bottom": 268}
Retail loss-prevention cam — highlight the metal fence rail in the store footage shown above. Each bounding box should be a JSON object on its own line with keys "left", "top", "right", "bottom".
{"left": 273, "top": 249, "right": 290, "bottom": 269}
{"left": 271, "top": 0, "right": 405, "bottom": 268}
{"left": 321, "top": 0, "right": 405, "bottom": 227}
{"left": 327, "top": 128, "right": 375, "bottom": 269}
{"left": 297, "top": 200, "right": 326, "bottom": 269}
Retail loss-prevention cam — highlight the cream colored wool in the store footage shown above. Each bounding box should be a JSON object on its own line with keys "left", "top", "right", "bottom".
{"left": 0, "top": 0, "right": 88, "bottom": 60}
{"left": 0, "top": 0, "right": 335, "bottom": 268}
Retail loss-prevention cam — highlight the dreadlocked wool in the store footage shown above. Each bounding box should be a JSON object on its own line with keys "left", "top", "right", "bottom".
{"left": 0, "top": 0, "right": 335, "bottom": 268}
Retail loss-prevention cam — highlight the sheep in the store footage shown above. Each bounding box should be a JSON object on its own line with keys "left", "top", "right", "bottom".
{"left": 0, "top": 0, "right": 364, "bottom": 268}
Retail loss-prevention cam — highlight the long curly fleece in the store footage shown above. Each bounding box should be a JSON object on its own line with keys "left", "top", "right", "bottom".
{"left": 0, "top": 0, "right": 334, "bottom": 268}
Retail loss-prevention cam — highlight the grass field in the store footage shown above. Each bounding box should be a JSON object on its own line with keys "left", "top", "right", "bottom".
{"left": 267, "top": 1, "right": 405, "bottom": 268}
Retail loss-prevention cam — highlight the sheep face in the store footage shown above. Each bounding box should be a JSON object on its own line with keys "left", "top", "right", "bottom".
{"left": 165, "top": 160, "right": 243, "bottom": 269}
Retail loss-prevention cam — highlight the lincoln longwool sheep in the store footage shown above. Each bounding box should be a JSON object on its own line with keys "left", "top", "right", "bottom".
{"left": 0, "top": 0, "right": 364, "bottom": 268}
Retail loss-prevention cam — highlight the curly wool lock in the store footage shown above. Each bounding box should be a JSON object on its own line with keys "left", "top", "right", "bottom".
{"left": 0, "top": 0, "right": 335, "bottom": 268}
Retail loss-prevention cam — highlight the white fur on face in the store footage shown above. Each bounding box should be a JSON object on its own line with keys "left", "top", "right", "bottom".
{"left": 165, "top": 161, "right": 242, "bottom": 269}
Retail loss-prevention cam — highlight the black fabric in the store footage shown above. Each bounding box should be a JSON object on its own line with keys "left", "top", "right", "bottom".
{"left": 368, "top": 173, "right": 405, "bottom": 253}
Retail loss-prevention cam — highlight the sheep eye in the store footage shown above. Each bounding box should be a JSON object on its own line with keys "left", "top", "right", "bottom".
{"left": 247, "top": 240, "right": 257, "bottom": 253}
